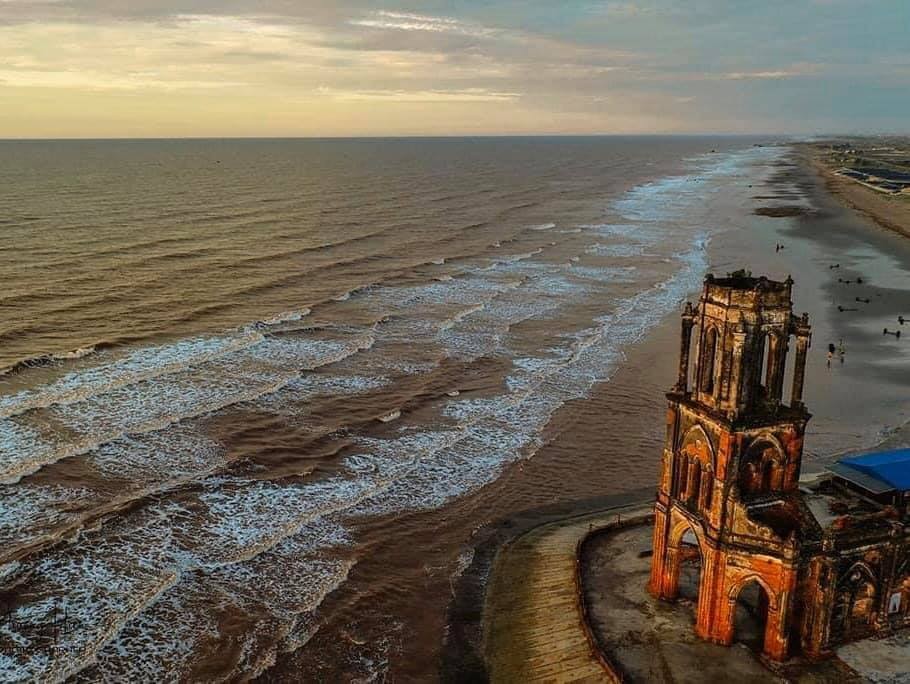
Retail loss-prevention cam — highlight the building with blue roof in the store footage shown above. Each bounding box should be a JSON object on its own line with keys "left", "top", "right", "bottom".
{"left": 829, "top": 447, "right": 910, "bottom": 506}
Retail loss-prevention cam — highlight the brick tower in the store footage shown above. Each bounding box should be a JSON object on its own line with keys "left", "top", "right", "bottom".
{"left": 648, "top": 272, "right": 812, "bottom": 661}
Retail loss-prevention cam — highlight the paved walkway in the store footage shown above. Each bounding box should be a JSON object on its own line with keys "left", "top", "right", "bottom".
{"left": 582, "top": 521, "right": 865, "bottom": 684}
{"left": 483, "top": 504, "right": 650, "bottom": 683}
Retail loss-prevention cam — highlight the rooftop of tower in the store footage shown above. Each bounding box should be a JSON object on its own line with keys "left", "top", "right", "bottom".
{"left": 701, "top": 271, "right": 795, "bottom": 311}
{"left": 705, "top": 270, "right": 793, "bottom": 292}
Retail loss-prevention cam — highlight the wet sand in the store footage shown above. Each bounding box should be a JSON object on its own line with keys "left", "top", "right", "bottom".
{"left": 807, "top": 146, "right": 910, "bottom": 241}
{"left": 712, "top": 150, "right": 910, "bottom": 462}
{"left": 448, "top": 146, "right": 910, "bottom": 679}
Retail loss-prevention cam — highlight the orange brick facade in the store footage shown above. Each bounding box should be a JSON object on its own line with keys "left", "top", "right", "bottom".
{"left": 648, "top": 273, "right": 810, "bottom": 661}
{"left": 648, "top": 273, "right": 910, "bottom": 661}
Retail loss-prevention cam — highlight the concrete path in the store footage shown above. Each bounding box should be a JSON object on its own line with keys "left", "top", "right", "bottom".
{"left": 483, "top": 504, "right": 650, "bottom": 683}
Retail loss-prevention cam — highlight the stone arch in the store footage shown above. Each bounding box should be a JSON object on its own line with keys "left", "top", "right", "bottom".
{"left": 669, "top": 515, "right": 706, "bottom": 551}
{"left": 842, "top": 561, "right": 877, "bottom": 588}
{"left": 664, "top": 514, "right": 707, "bottom": 601}
{"left": 738, "top": 435, "right": 787, "bottom": 496}
{"left": 727, "top": 574, "right": 779, "bottom": 612}
{"left": 832, "top": 562, "right": 879, "bottom": 639}
{"left": 680, "top": 425, "right": 715, "bottom": 469}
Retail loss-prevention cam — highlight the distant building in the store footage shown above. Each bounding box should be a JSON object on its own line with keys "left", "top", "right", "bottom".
{"left": 648, "top": 273, "right": 910, "bottom": 661}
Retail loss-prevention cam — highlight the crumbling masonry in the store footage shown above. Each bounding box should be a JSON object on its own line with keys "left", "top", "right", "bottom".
{"left": 648, "top": 273, "right": 910, "bottom": 661}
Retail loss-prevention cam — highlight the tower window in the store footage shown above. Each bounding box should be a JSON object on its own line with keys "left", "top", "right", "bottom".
{"left": 701, "top": 328, "right": 718, "bottom": 395}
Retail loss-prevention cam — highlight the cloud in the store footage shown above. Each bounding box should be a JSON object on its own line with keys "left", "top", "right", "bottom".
{"left": 722, "top": 70, "right": 803, "bottom": 80}
{"left": 316, "top": 86, "right": 520, "bottom": 102}
{"left": 0, "top": 68, "right": 244, "bottom": 90}
{"left": 0, "top": 2, "right": 907, "bottom": 135}
{"left": 720, "top": 64, "right": 819, "bottom": 80}
{"left": 589, "top": 2, "right": 656, "bottom": 17}
{"left": 349, "top": 10, "right": 499, "bottom": 38}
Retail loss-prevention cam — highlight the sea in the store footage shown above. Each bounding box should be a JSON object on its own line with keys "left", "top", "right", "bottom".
{"left": 0, "top": 136, "right": 787, "bottom": 681}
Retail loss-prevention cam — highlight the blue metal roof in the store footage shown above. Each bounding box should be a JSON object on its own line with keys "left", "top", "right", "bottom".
{"left": 839, "top": 448, "right": 910, "bottom": 492}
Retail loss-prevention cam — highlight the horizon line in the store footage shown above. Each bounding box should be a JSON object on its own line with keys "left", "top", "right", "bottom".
{"left": 0, "top": 132, "right": 836, "bottom": 142}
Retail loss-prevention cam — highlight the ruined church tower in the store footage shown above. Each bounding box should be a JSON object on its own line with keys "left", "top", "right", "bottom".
{"left": 648, "top": 272, "right": 812, "bottom": 661}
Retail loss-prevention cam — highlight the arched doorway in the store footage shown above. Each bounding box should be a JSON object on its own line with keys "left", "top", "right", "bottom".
{"left": 733, "top": 579, "right": 771, "bottom": 653}
{"left": 678, "top": 528, "right": 702, "bottom": 604}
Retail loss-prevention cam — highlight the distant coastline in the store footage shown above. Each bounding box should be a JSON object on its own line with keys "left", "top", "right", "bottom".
{"left": 804, "top": 140, "right": 910, "bottom": 240}
{"left": 456, "top": 141, "right": 910, "bottom": 682}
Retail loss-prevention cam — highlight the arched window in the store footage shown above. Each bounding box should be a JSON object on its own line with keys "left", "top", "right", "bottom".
{"left": 739, "top": 440, "right": 787, "bottom": 496}
{"left": 759, "top": 332, "right": 772, "bottom": 397}
{"left": 833, "top": 564, "right": 880, "bottom": 639}
{"left": 701, "top": 328, "right": 718, "bottom": 395}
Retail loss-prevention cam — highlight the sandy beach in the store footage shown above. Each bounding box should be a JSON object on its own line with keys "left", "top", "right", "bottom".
{"left": 4, "top": 139, "right": 908, "bottom": 681}
{"left": 806, "top": 145, "right": 910, "bottom": 241}
{"left": 456, "top": 144, "right": 910, "bottom": 680}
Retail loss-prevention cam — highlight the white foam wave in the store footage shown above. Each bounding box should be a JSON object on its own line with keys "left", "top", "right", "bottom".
{"left": 249, "top": 309, "right": 311, "bottom": 329}
{"left": 0, "top": 334, "right": 374, "bottom": 483}
{"left": 0, "top": 144, "right": 787, "bottom": 681}
{"left": 0, "top": 331, "right": 266, "bottom": 420}
{"left": 53, "top": 346, "right": 97, "bottom": 361}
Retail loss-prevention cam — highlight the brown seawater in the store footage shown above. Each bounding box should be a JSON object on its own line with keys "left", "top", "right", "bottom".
{"left": 0, "top": 137, "right": 786, "bottom": 681}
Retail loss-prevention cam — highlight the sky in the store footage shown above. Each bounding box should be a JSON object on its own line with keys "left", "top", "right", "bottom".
{"left": 0, "top": 1, "right": 908, "bottom": 137}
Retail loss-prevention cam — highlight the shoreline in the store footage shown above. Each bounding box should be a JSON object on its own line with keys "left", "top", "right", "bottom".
{"left": 802, "top": 143, "right": 910, "bottom": 242}
{"left": 445, "top": 143, "right": 910, "bottom": 679}
{"left": 442, "top": 490, "right": 653, "bottom": 682}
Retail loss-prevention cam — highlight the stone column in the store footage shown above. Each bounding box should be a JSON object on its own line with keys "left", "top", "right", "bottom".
{"left": 763, "top": 603, "right": 790, "bottom": 661}
{"left": 648, "top": 506, "right": 670, "bottom": 598}
{"left": 675, "top": 303, "right": 696, "bottom": 393}
{"left": 790, "top": 313, "right": 811, "bottom": 408}
{"left": 727, "top": 320, "right": 747, "bottom": 416}
{"left": 695, "top": 546, "right": 727, "bottom": 644}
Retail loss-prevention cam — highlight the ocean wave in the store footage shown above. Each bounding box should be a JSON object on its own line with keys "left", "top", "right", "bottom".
{"left": 248, "top": 309, "right": 311, "bottom": 329}
{"left": 0, "top": 334, "right": 375, "bottom": 483}
{"left": 0, "top": 332, "right": 266, "bottom": 421}
{"left": 0, "top": 344, "right": 110, "bottom": 377}
{"left": 0, "top": 144, "right": 787, "bottom": 680}
{"left": 84, "top": 523, "right": 354, "bottom": 682}
{"left": 346, "top": 237, "right": 710, "bottom": 518}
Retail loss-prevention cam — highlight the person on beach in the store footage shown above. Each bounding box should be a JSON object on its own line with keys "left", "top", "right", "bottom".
{"left": 827, "top": 343, "right": 836, "bottom": 368}
{"left": 838, "top": 338, "right": 845, "bottom": 364}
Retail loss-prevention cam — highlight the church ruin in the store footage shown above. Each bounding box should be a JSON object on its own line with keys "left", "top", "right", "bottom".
{"left": 648, "top": 272, "right": 910, "bottom": 661}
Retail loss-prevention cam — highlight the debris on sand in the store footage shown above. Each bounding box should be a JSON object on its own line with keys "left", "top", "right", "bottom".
{"left": 754, "top": 206, "right": 815, "bottom": 218}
